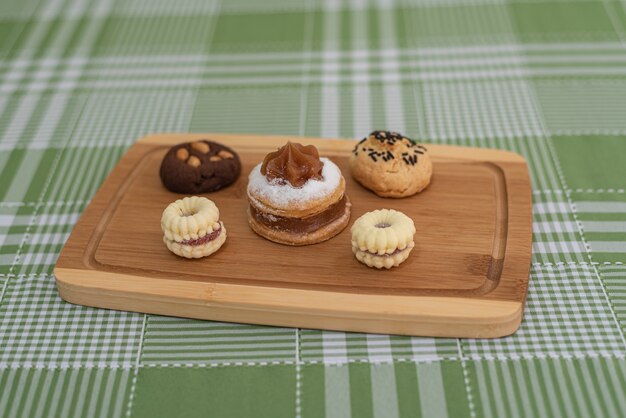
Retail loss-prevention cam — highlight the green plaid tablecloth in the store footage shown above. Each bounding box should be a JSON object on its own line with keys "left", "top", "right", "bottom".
{"left": 2, "top": 0, "right": 626, "bottom": 417}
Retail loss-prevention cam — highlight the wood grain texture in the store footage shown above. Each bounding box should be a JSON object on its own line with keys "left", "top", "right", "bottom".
{"left": 54, "top": 133, "right": 533, "bottom": 338}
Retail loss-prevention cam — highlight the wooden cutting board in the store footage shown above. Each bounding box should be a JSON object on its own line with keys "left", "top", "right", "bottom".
{"left": 54, "top": 133, "right": 532, "bottom": 338}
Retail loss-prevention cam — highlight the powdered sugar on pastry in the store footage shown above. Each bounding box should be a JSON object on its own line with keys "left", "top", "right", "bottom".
{"left": 247, "top": 158, "right": 341, "bottom": 208}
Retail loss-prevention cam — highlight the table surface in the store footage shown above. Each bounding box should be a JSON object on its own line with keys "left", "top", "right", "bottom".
{"left": 1, "top": 0, "right": 626, "bottom": 417}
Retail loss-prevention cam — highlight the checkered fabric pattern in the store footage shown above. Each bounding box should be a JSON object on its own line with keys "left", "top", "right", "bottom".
{"left": 1, "top": 0, "right": 626, "bottom": 417}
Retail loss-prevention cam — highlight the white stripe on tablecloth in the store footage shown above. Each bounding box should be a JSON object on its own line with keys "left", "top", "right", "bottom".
{"left": 59, "top": 368, "right": 80, "bottom": 418}
{"left": 576, "top": 202, "right": 626, "bottom": 213}
{"left": 98, "top": 369, "right": 117, "bottom": 418}
{"left": 322, "top": 331, "right": 348, "bottom": 364}
{"left": 366, "top": 335, "right": 393, "bottom": 363}
{"left": 410, "top": 337, "right": 442, "bottom": 362}
{"left": 371, "top": 363, "right": 400, "bottom": 418}
{"left": 0, "top": 215, "right": 19, "bottom": 226}
{"left": 146, "top": 335, "right": 294, "bottom": 344}
{"left": 610, "top": 361, "right": 626, "bottom": 412}
{"left": 366, "top": 334, "right": 399, "bottom": 418}
{"left": 325, "top": 365, "right": 352, "bottom": 418}
{"left": 582, "top": 221, "right": 626, "bottom": 233}
{"left": 472, "top": 361, "right": 493, "bottom": 418}
{"left": 86, "top": 368, "right": 104, "bottom": 418}
{"left": 6, "top": 53, "right": 626, "bottom": 81}
{"left": 528, "top": 360, "right": 560, "bottom": 417}
{"left": 1, "top": 42, "right": 625, "bottom": 69}
{"left": 585, "top": 359, "right": 618, "bottom": 418}
{"left": 112, "top": 370, "right": 129, "bottom": 418}
{"left": 500, "top": 361, "right": 522, "bottom": 418}
{"left": 589, "top": 241, "right": 626, "bottom": 253}
{"left": 351, "top": 0, "right": 372, "bottom": 138}
{"left": 533, "top": 202, "right": 572, "bottom": 214}
{"left": 45, "top": 367, "right": 67, "bottom": 418}
{"left": 72, "top": 368, "right": 92, "bottom": 418}
{"left": 486, "top": 361, "right": 508, "bottom": 418}
{"left": 320, "top": 0, "right": 341, "bottom": 139}
{"left": 533, "top": 221, "right": 578, "bottom": 234}
{"left": 417, "top": 362, "right": 449, "bottom": 418}
{"left": 141, "top": 350, "right": 296, "bottom": 359}
{"left": 9, "top": 66, "right": 626, "bottom": 93}
{"left": 0, "top": 254, "right": 18, "bottom": 266}
{"left": 0, "top": 371, "right": 15, "bottom": 411}
{"left": 24, "top": 369, "right": 46, "bottom": 418}
{"left": 377, "top": 0, "right": 405, "bottom": 134}
{"left": 323, "top": 330, "right": 351, "bottom": 418}
{"left": 519, "top": 360, "right": 551, "bottom": 418}
{"left": 532, "top": 241, "right": 587, "bottom": 254}
{"left": 8, "top": 369, "right": 30, "bottom": 418}
{"left": 554, "top": 360, "right": 589, "bottom": 418}
{"left": 32, "top": 369, "right": 55, "bottom": 418}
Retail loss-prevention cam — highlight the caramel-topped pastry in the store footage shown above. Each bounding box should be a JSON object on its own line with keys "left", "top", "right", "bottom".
{"left": 247, "top": 142, "right": 351, "bottom": 246}
{"left": 261, "top": 142, "right": 323, "bottom": 187}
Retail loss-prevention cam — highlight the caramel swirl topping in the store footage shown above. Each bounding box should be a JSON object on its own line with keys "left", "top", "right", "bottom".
{"left": 261, "top": 142, "right": 324, "bottom": 187}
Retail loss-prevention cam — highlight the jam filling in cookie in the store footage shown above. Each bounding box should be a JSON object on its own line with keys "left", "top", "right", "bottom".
{"left": 179, "top": 225, "right": 223, "bottom": 246}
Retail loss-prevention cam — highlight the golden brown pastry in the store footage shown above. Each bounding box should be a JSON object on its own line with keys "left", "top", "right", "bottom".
{"left": 350, "top": 130, "right": 432, "bottom": 198}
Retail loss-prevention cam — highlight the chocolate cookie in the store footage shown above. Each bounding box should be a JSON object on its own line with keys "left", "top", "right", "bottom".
{"left": 160, "top": 140, "right": 241, "bottom": 194}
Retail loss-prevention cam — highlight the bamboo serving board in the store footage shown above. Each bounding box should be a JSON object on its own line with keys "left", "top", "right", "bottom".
{"left": 54, "top": 133, "right": 532, "bottom": 338}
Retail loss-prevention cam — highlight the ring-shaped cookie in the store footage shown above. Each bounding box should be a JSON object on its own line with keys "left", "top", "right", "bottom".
{"left": 161, "top": 196, "right": 220, "bottom": 242}
{"left": 351, "top": 209, "right": 416, "bottom": 269}
{"left": 161, "top": 197, "right": 226, "bottom": 259}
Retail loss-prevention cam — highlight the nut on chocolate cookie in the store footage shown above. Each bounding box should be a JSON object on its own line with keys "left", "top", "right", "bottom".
{"left": 350, "top": 131, "right": 432, "bottom": 198}
{"left": 160, "top": 140, "right": 241, "bottom": 194}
